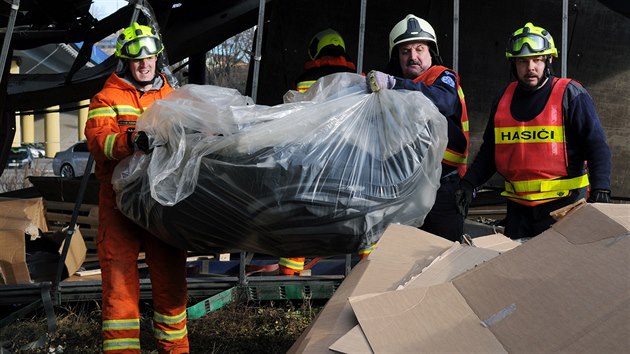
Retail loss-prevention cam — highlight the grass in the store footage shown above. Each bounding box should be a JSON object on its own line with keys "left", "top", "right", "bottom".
{"left": 1, "top": 297, "right": 321, "bottom": 353}
{"left": 0, "top": 159, "right": 51, "bottom": 194}
{"left": 1, "top": 164, "right": 324, "bottom": 353}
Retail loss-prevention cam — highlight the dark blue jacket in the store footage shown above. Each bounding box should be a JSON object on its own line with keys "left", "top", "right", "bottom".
{"left": 464, "top": 75, "right": 612, "bottom": 192}
{"left": 393, "top": 69, "right": 467, "bottom": 177}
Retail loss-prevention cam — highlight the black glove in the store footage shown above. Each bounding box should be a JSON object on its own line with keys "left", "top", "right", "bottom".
{"left": 126, "top": 128, "right": 135, "bottom": 149}
{"left": 134, "top": 131, "right": 152, "bottom": 154}
{"left": 587, "top": 189, "right": 611, "bottom": 203}
{"left": 454, "top": 180, "right": 475, "bottom": 218}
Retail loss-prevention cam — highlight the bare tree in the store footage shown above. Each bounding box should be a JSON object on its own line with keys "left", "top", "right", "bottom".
{"left": 206, "top": 27, "right": 255, "bottom": 94}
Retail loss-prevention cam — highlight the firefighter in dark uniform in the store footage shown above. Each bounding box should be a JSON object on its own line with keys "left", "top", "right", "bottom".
{"left": 455, "top": 22, "right": 612, "bottom": 240}
{"left": 294, "top": 28, "right": 357, "bottom": 92}
{"left": 280, "top": 28, "right": 360, "bottom": 275}
{"left": 366, "top": 14, "right": 470, "bottom": 242}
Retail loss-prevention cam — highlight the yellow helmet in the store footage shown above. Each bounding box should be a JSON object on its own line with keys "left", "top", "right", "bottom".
{"left": 506, "top": 22, "right": 558, "bottom": 59}
{"left": 308, "top": 28, "right": 346, "bottom": 60}
{"left": 389, "top": 14, "right": 438, "bottom": 58}
{"left": 115, "top": 22, "right": 164, "bottom": 59}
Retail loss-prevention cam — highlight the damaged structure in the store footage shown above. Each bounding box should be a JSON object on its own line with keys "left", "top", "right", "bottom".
{"left": 1, "top": 0, "right": 629, "bottom": 352}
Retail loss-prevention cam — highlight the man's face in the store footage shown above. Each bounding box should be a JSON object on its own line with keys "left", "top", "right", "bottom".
{"left": 514, "top": 55, "right": 549, "bottom": 89}
{"left": 129, "top": 56, "right": 157, "bottom": 83}
{"left": 397, "top": 41, "right": 433, "bottom": 79}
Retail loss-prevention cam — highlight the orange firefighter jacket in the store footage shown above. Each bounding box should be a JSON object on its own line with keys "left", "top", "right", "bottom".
{"left": 85, "top": 72, "right": 173, "bottom": 190}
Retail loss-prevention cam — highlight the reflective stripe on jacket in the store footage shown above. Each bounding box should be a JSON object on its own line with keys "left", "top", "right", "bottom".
{"left": 296, "top": 56, "right": 357, "bottom": 92}
{"left": 413, "top": 65, "right": 469, "bottom": 176}
{"left": 494, "top": 78, "right": 588, "bottom": 205}
{"left": 85, "top": 72, "right": 173, "bottom": 183}
{"left": 278, "top": 257, "right": 305, "bottom": 271}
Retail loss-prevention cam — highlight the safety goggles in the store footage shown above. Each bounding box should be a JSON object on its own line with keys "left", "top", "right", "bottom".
{"left": 507, "top": 33, "right": 550, "bottom": 54}
{"left": 120, "top": 36, "right": 162, "bottom": 58}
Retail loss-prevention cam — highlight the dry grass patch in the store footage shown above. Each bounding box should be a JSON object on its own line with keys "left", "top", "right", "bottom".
{"left": 1, "top": 299, "right": 321, "bottom": 353}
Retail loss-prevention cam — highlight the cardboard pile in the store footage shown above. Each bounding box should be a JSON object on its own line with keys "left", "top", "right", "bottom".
{"left": 289, "top": 203, "right": 630, "bottom": 353}
{"left": 0, "top": 197, "right": 87, "bottom": 284}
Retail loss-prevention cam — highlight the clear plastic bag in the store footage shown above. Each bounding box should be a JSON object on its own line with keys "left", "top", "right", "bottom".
{"left": 113, "top": 73, "right": 447, "bottom": 256}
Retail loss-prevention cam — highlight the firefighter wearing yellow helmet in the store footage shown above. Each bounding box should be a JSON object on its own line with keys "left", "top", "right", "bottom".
{"left": 85, "top": 22, "right": 189, "bottom": 352}
{"left": 456, "top": 22, "right": 612, "bottom": 240}
{"left": 505, "top": 22, "right": 558, "bottom": 58}
{"left": 115, "top": 22, "right": 164, "bottom": 60}
{"left": 504, "top": 22, "right": 558, "bottom": 85}
{"left": 293, "top": 28, "right": 357, "bottom": 93}
{"left": 280, "top": 28, "right": 360, "bottom": 276}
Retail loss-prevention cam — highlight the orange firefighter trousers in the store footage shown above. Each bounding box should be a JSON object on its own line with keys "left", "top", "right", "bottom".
{"left": 98, "top": 189, "right": 189, "bottom": 354}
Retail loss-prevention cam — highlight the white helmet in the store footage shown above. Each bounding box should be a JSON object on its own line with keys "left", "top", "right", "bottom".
{"left": 388, "top": 14, "right": 438, "bottom": 58}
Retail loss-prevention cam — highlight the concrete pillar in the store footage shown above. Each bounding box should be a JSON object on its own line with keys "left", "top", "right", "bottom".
{"left": 45, "top": 105, "right": 61, "bottom": 158}
{"left": 78, "top": 99, "right": 89, "bottom": 141}
{"left": 11, "top": 59, "right": 21, "bottom": 147}
{"left": 12, "top": 115, "right": 21, "bottom": 147}
{"left": 21, "top": 113, "right": 35, "bottom": 144}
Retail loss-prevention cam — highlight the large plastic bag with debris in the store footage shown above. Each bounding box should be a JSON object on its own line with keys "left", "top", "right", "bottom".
{"left": 112, "top": 73, "right": 447, "bottom": 256}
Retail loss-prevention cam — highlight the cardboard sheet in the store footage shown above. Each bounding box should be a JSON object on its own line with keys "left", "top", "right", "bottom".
{"left": 331, "top": 239, "right": 513, "bottom": 353}
{"left": 288, "top": 224, "right": 454, "bottom": 353}
{"left": 349, "top": 284, "right": 507, "bottom": 353}
{"left": 291, "top": 203, "right": 630, "bottom": 353}
{"left": 453, "top": 203, "right": 630, "bottom": 353}
{"left": 0, "top": 197, "right": 86, "bottom": 284}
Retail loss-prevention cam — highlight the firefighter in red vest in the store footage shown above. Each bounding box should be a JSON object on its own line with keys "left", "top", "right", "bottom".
{"left": 85, "top": 22, "right": 189, "bottom": 353}
{"left": 366, "top": 14, "right": 470, "bottom": 242}
{"left": 455, "top": 22, "right": 612, "bottom": 240}
{"left": 279, "top": 28, "right": 363, "bottom": 276}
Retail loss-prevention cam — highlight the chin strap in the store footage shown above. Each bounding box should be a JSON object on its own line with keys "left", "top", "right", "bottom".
{"left": 135, "top": 78, "right": 155, "bottom": 86}
{"left": 544, "top": 56, "right": 554, "bottom": 78}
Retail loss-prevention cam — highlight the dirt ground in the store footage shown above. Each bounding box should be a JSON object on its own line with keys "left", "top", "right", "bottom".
{"left": 1, "top": 298, "right": 322, "bottom": 353}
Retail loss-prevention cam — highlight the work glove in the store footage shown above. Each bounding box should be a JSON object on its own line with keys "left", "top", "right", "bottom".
{"left": 126, "top": 127, "right": 136, "bottom": 149}
{"left": 587, "top": 189, "right": 611, "bottom": 203}
{"left": 366, "top": 70, "right": 395, "bottom": 93}
{"left": 454, "top": 179, "right": 475, "bottom": 218}
{"left": 134, "top": 131, "right": 152, "bottom": 154}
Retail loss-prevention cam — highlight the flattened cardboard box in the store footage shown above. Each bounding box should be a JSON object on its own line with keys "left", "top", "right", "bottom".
{"left": 288, "top": 224, "right": 519, "bottom": 353}
{"left": 330, "top": 234, "right": 515, "bottom": 353}
{"left": 288, "top": 224, "right": 455, "bottom": 353}
{"left": 0, "top": 197, "right": 87, "bottom": 284}
{"left": 451, "top": 203, "right": 629, "bottom": 353}
{"left": 323, "top": 203, "right": 629, "bottom": 353}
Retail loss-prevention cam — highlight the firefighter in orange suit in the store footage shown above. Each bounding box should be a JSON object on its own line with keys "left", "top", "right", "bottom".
{"left": 366, "top": 14, "right": 470, "bottom": 242}
{"left": 455, "top": 22, "right": 612, "bottom": 240}
{"left": 280, "top": 29, "right": 367, "bottom": 275}
{"left": 85, "top": 22, "right": 189, "bottom": 353}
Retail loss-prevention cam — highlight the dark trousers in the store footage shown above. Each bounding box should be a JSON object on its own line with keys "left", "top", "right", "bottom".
{"left": 420, "top": 174, "right": 464, "bottom": 242}
{"left": 504, "top": 187, "right": 587, "bottom": 239}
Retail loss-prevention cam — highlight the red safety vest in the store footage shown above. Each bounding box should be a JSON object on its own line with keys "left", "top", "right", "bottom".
{"left": 296, "top": 56, "right": 357, "bottom": 93}
{"left": 413, "top": 65, "right": 469, "bottom": 176}
{"left": 494, "top": 78, "right": 589, "bottom": 206}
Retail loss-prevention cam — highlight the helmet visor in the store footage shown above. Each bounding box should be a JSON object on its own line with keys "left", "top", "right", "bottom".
{"left": 121, "top": 36, "right": 162, "bottom": 58}
{"left": 508, "top": 33, "right": 550, "bottom": 55}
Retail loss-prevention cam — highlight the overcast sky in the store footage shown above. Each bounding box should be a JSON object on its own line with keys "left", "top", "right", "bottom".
{"left": 90, "top": 0, "right": 127, "bottom": 20}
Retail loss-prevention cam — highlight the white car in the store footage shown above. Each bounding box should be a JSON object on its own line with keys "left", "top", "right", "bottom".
{"left": 23, "top": 143, "right": 46, "bottom": 158}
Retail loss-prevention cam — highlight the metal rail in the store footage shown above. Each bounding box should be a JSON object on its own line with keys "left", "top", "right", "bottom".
{"left": 0, "top": 258, "right": 351, "bottom": 307}
{"left": 0, "top": 0, "right": 19, "bottom": 84}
